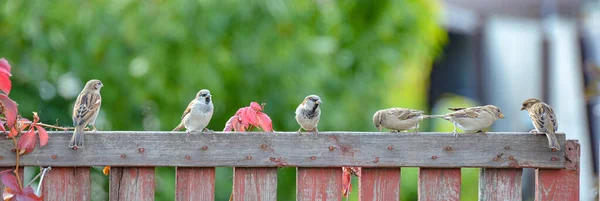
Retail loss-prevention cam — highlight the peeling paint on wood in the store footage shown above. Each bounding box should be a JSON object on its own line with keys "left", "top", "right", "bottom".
{"left": 42, "top": 167, "right": 90, "bottom": 201}
{"left": 10, "top": 132, "right": 567, "bottom": 168}
{"left": 109, "top": 167, "right": 155, "bottom": 201}
{"left": 176, "top": 167, "right": 215, "bottom": 201}
{"left": 478, "top": 168, "right": 522, "bottom": 201}
{"left": 535, "top": 140, "right": 580, "bottom": 201}
{"left": 232, "top": 167, "right": 277, "bottom": 201}
{"left": 297, "top": 168, "right": 342, "bottom": 201}
{"left": 418, "top": 168, "right": 461, "bottom": 201}
{"left": 359, "top": 168, "right": 400, "bottom": 201}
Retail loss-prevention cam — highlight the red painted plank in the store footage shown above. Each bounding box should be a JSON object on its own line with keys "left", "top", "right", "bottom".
{"left": 418, "top": 168, "right": 461, "bottom": 201}
{"left": 232, "top": 167, "right": 277, "bottom": 201}
{"left": 175, "top": 167, "right": 215, "bottom": 201}
{"left": 535, "top": 140, "right": 580, "bottom": 201}
{"left": 359, "top": 168, "right": 400, "bottom": 201}
{"left": 297, "top": 167, "right": 343, "bottom": 201}
{"left": 109, "top": 167, "right": 155, "bottom": 201}
{"left": 42, "top": 167, "right": 91, "bottom": 201}
{"left": 478, "top": 168, "right": 522, "bottom": 201}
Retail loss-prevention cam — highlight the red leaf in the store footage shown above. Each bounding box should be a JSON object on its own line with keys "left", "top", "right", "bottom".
{"left": 3, "top": 186, "right": 17, "bottom": 201}
{"left": 0, "top": 59, "right": 12, "bottom": 77}
{"left": 256, "top": 112, "right": 273, "bottom": 132}
{"left": 242, "top": 107, "right": 259, "bottom": 126}
{"left": 0, "top": 119, "right": 5, "bottom": 132}
{"left": 1, "top": 173, "right": 20, "bottom": 194}
{"left": 8, "top": 127, "right": 18, "bottom": 138}
{"left": 0, "top": 94, "right": 17, "bottom": 128}
{"left": 250, "top": 102, "right": 262, "bottom": 112}
{"left": 17, "top": 186, "right": 42, "bottom": 201}
{"left": 233, "top": 117, "right": 245, "bottom": 132}
{"left": 223, "top": 116, "right": 236, "bottom": 132}
{"left": 0, "top": 59, "right": 11, "bottom": 95}
{"left": 16, "top": 129, "right": 36, "bottom": 155}
{"left": 342, "top": 167, "right": 352, "bottom": 198}
{"left": 35, "top": 126, "right": 48, "bottom": 147}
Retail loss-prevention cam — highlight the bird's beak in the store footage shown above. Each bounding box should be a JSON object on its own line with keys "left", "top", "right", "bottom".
{"left": 520, "top": 106, "right": 525, "bottom": 111}
{"left": 316, "top": 100, "right": 322, "bottom": 105}
{"left": 100, "top": 82, "right": 104, "bottom": 87}
{"left": 499, "top": 113, "right": 505, "bottom": 119}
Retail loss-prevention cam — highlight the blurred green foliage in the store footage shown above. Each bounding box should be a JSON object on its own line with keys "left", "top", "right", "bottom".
{"left": 1, "top": 0, "right": 451, "bottom": 200}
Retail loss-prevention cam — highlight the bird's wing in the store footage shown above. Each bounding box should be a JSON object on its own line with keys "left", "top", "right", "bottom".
{"left": 533, "top": 103, "right": 557, "bottom": 132}
{"left": 391, "top": 108, "right": 423, "bottom": 120}
{"left": 449, "top": 107, "right": 480, "bottom": 118}
{"left": 180, "top": 100, "right": 195, "bottom": 120}
{"left": 73, "top": 92, "right": 102, "bottom": 126}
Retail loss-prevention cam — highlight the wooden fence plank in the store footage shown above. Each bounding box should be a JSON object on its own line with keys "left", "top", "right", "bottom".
{"left": 535, "top": 140, "right": 580, "bottom": 201}
{"left": 232, "top": 167, "right": 277, "bottom": 201}
{"left": 109, "top": 167, "right": 155, "bottom": 201}
{"left": 297, "top": 167, "right": 342, "bottom": 201}
{"left": 42, "top": 167, "right": 90, "bottom": 201}
{"left": 418, "top": 168, "right": 461, "bottom": 201}
{"left": 478, "top": 168, "right": 522, "bottom": 201}
{"left": 12, "top": 132, "right": 567, "bottom": 168}
{"left": 175, "top": 167, "right": 215, "bottom": 201}
{"left": 359, "top": 168, "right": 400, "bottom": 201}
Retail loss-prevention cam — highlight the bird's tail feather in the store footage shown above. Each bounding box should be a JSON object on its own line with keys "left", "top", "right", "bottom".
{"left": 173, "top": 123, "right": 184, "bottom": 131}
{"left": 70, "top": 126, "right": 84, "bottom": 148}
{"left": 547, "top": 132, "right": 561, "bottom": 150}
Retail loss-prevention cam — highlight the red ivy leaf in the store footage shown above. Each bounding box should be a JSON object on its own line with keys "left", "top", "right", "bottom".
{"left": 16, "top": 129, "right": 36, "bottom": 155}
{"left": 0, "top": 119, "right": 5, "bottom": 132}
{"left": 242, "top": 107, "right": 258, "bottom": 126}
{"left": 257, "top": 112, "right": 273, "bottom": 132}
{"left": 8, "top": 127, "right": 18, "bottom": 138}
{"left": 0, "top": 58, "right": 11, "bottom": 95}
{"left": 342, "top": 167, "right": 352, "bottom": 198}
{"left": 1, "top": 172, "right": 20, "bottom": 194}
{"left": 250, "top": 102, "right": 262, "bottom": 112}
{"left": 223, "top": 116, "right": 236, "bottom": 132}
{"left": 0, "top": 94, "right": 17, "bottom": 128}
{"left": 17, "top": 186, "right": 42, "bottom": 201}
{"left": 233, "top": 116, "right": 245, "bottom": 132}
{"left": 35, "top": 126, "right": 48, "bottom": 147}
{"left": 3, "top": 186, "right": 17, "bottom": 201}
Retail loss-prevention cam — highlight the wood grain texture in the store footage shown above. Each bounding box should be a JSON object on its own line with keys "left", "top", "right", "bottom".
{"left": 42, "top": 167, "right": 91, "bottom": 201}
{"left": 175, "top": 167, "right": 215, "bottom": 201}
{"left": 359, "top": 168, "right": 400, "bottom": 201}
{"left": 297, "top": 168, "right": 342, "bottom": 201}
{"left": 109, "top": 167, "right": 155, "bottom": 201}
{"left": 535, "top": 140, "right": 580, "bottom": 201}
{"left": 232, "top": 167, "right": 277, "bottom": 201}
{"left": 478, "top": 168, "right": 522, "bottom": 201}
{"left": 418, "top": 168, "right": 461, "bottom": 201}
{"left": 8, "top": 131, "right": 566, "bottom": 168}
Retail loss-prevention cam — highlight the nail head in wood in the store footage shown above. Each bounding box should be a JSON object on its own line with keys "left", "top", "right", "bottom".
{"left": 185, "top": 155, "right": 191, "bottom": 160}
{"left": 260, "top": 144, "right": 268, "bottom": 149}
{"left": 120, "top": 154, "right": 126, "bottom": 158}
{"left": 388, "top": 146, "right": 393, "bottom": 150}
{"left": 51, "top": 155, "right": 57, "bottom": 159}
{"left": 138, "top": 148, "right": 144, "bottom": 153}
{"left": 246, "top": 156, "right": 252, "bottom": 160}
{"left": 373, "top": 157, "right": 379, "bottom": 163}
{"left": 201, "top": 146, "right": 208, "bottom": 150}
{"left": 505, "top": 146, "right": 510, "bottom": 150}
{"left": 509, "top": 156, "right": 514, "bottom": 160}
{"left": 431, "top": 156, "right": 437, "bottom": 160}
{"left": 328, "top": 146, "right": 335, "bottom": 151}
{"left": 310, "top": 156, "right": 316, "bottom": 160}
{"left": 551, "top": 157, "right": 557, "bottom": 161}
{"left": 444, "top": 146, "right": 452, "bottom": 151}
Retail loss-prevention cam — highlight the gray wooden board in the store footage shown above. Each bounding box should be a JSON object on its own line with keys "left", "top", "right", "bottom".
{"left": 0, "top": 131, "right": 567, "bottom": 168}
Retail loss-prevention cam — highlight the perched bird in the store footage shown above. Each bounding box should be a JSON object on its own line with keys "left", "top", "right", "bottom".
{"left": 521, "top": 98, "right": 560, "bottom": 150}
{"left": 71, "top": 79, "right": 104, "bottom": 148}
{"left": 373, "top": 108, "right": 425, "bottom": 133}
{"left": 173, "top": 89, "right": 214, "bottom": 132}
{"left": 432, "top": 105, "right": 505, "bottom": 137}
{"left": 295, "top": 95, "right": 321, "bottom": 134}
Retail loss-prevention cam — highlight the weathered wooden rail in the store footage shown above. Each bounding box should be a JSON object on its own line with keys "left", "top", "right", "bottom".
{"left": 0, "top": 132, "right": 580, "bottom": 201}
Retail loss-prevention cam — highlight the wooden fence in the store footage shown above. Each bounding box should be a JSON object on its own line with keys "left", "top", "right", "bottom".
{"left": 0, "top": 132, "right": 580, "bottom": 201}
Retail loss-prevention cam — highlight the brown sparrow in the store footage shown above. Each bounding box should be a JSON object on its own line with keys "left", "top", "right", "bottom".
{"left": 433, "top": 105, "right": 504, "bottom": 137}
{"left": 173, "top": 89, "right": 214, "bottom": 132}
{"left": 295, "top": 95, "right": 321, "bottom": 134}
{"left": 71, "top": 79, "right": 103, "bottom": 148}
{"left": 373, "top": 108, "right": 425, "bottom": 133}
{"left": 521, "top": 98, "right": 560, "bottom": 150}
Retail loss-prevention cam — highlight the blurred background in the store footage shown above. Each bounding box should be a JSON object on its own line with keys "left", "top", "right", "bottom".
{"left": 0, "top": 0, "right": 598, "bottom": 200}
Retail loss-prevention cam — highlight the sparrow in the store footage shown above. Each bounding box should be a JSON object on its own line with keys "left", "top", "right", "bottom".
{"left": 521, "top": 98, "right": 560, "bottom": 150}
{"left": 432, "top": 105, "right": 504, "bottom": 137}
{"left": 373, "top": 108, "right": 425, "bottom": 133}
{"left": 173, "top": 89, "right": 214, "bottom": 132}
{"left": 295, "top": 95, "right": 321, "bottom": 134}
{"left": 71, "top": 79, "right": 104, "bottom": 148}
